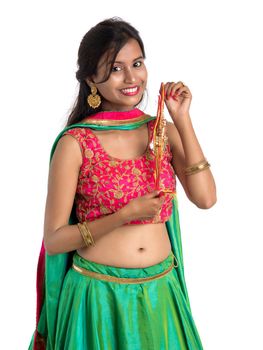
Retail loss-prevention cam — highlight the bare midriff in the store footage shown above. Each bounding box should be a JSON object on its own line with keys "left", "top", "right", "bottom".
{"left": 77, "top": 222, "right": 172, "bottom": 268}
{"left": 76, "top": 121, "right": 172, "bottom": 268}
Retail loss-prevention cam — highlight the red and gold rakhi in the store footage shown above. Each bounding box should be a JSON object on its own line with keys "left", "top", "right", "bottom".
{"left": 152, "top": 83, "right": 176, "bottom": 195}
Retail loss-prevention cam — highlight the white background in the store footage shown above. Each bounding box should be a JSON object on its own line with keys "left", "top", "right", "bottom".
{"left": 1, "top": 0, "right": 262, "bottom": 349}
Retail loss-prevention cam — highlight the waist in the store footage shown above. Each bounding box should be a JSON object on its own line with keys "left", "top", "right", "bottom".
{"left": 76, "top": 222, "right": 172, "bottom": 267}
{"left": 72, "top": 250, "right": 178, "bottom": 284}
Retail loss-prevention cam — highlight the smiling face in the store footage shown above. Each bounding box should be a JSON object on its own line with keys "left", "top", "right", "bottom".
{"left": 87, "top": 38, "right": 147, "bottom": 112}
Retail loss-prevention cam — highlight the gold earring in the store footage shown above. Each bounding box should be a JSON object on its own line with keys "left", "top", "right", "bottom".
{"left": 87, "top": 86, "right": 101, "bottom": 109}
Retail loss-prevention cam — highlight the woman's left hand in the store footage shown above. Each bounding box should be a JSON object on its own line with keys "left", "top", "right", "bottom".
{"left": 162, "top": 81, "right": 192, "bottom": 124}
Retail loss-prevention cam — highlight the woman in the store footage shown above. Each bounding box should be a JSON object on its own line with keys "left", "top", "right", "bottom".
{"left": 29, "top": 17, "right": 216, "bottom": 349}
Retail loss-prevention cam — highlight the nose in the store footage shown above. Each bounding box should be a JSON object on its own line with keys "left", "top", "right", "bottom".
{"left": 124, "top": 67, "right": 136, "bottom": 84}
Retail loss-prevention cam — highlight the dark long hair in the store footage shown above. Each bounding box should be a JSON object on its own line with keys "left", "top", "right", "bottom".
{"left": 66, "top": 17, "right": 146, "bottom": 126}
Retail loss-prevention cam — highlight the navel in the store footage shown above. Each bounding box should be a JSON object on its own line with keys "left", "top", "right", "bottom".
{"left": 138, "top": 247, "right": 145, "bottom": 252}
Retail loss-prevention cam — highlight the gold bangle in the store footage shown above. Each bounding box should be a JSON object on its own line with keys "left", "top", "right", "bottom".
{"left": 185, "top": 161, "right": 211, "bottom": 176}
{"left": 185, "top": 165, "right": 210, "bottom": 175}
{"left": 83, "top": 221, "right": 95, "bottom": 246}
{"left": 185, "top": 162, "right": 210, "bottom": 175}
{"left": 77, "top": 223, "right": 90, "bottom": 247}
{"left": 77, "top": 222, "right": 95, "bottom": 247}
{"left": 185, "top": 159, "right": 208, "bottom": 172}
{"left": 185, "top": 159, "right": 209, "bottom": 173}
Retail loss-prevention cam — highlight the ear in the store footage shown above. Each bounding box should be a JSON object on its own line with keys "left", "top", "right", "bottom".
{"left": 85, "top": 78, "right": 92, "bottom": 88}
{"left": 85, "top": 76, "right": 96, "bottom": 87}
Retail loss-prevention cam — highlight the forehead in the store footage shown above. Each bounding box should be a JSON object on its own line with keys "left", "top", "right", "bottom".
{"left": 115, "top": 39, "right": 143, "bottom": 62}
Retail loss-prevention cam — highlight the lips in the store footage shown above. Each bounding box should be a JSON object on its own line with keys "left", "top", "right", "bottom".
{"left": 120, "top": 86, "right": 140, "bottom": 96}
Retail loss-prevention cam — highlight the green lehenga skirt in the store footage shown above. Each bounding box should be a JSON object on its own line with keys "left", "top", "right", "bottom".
{"left": 52, "top": 250, "right": 202, "bottom": 350}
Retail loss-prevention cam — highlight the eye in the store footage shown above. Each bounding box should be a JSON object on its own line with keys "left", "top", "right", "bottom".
{"left": 134, "top": 61, "right": 143, "bottom": 68}
{"left": 112, "top": 65, "right": 122, "bottom": 72}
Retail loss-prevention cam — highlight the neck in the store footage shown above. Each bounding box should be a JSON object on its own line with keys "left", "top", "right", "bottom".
{"left": 101, "top": 102, "right": 137, "bottom": 112}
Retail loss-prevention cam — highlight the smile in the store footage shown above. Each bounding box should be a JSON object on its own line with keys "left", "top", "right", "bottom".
{"left": 120, "top": 86, "right": 140, "bottom": 96}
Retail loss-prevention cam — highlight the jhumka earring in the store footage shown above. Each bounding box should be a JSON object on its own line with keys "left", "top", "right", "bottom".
{"left": 87, "top": 85, "right": 101, "bottom": 109}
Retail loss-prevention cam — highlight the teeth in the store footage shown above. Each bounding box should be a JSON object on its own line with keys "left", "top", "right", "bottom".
{"left": 122, "top": 87, "right": 138, "bottom": 93}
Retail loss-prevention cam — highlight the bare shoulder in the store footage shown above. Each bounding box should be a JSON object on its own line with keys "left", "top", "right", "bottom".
{"left": 51, "top": 133, "right": 83, "bottom": 169}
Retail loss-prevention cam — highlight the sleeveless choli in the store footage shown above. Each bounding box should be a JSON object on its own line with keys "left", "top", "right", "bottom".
{"left": 62, "top": 118, "right": 177, "bottom": 224}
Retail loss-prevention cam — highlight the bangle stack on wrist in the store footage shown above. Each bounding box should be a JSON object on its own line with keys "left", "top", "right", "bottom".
{"left": 77, "top": 221, "right": 95, "bottom": 247}
{"left": 184, "top": 159, "right": 211, "bottom": 176}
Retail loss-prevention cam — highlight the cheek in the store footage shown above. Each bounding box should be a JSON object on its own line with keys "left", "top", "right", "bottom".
{"left": 97, "top": 82, "right": 119, "bottom": 100}
{"left": 96, "top": 86, "right": 110, "bottom": 100}
{"left": 139, "top": 67, "right": 148, "bottom": 82}
{"left": 100, "top": 76, "right": 122, "bottom": 92}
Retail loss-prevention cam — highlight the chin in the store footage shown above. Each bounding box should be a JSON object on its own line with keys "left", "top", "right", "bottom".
{"left": 124, "top": 94, "right": 144, "bottom": 107}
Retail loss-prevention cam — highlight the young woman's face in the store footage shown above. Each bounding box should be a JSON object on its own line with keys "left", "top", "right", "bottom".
{"left": 89, "top": 38, "right": 147, "bottom": 111}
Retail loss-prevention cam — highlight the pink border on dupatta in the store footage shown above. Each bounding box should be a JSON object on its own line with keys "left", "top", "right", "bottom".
{"left": 87, "top": 108, "right": 144, "bottom": 120}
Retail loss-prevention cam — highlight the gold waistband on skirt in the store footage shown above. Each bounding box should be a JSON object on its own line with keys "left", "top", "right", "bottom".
{"left": 72, "top": 261, "right": 176, "bottom": 284}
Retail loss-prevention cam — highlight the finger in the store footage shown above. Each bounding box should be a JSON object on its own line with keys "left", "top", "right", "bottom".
{"left": 170, "top": 82, "right": 186, "bottom": 96}
{"left": 166, "top": 83, "right": 177, "bottom": 99}
{"left": 148, "top": 190, "right": 160, "bottom": 197}
{"left": 163, "top": 82, "right": 171, "bottom": 97}
{"left": 164, "top": 82, "right": 176, "bottom": 99}
{"left": 170, "top": 86, "right": 180, "bottom": 99}
{"left": 160, "top": 194, "right": 166, "bottom": 201}
{"left": 172, "top": 86, "right": 190, "bottom": 100}
{"left": 165, "top": 81, "right": 185, "bottom": 99}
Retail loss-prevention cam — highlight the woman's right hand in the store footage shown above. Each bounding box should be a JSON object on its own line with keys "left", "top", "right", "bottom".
{"left": 120, "top": 190, "right": 165, "bottom": 222}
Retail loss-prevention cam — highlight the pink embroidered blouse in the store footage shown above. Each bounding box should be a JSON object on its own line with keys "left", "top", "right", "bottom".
{"left": 62, "top": 117, "right": 176, "bottom": 225}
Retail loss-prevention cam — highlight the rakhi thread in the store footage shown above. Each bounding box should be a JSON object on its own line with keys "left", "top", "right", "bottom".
{"left": 152, "top": 83, "right": 175, "bottom": 195}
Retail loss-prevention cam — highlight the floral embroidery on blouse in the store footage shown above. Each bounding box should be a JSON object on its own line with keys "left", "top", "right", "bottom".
{"left": 62, "top": 119, "right": 176, "bottom": 225}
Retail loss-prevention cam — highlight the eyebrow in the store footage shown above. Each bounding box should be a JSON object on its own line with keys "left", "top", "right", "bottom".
{"left": 114, "top": 56, "right": 144, "bottom": 64}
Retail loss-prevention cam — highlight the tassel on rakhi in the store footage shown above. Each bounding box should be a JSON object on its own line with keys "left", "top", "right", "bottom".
{"left": 153, "top": 83, "right": 175, "bottom": 195}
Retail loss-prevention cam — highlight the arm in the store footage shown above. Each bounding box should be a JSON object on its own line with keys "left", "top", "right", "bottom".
{"left": 43, "top": 135, "right": 128, "bottom": 256}
{"left": 166, "top": 118, "right": 217, "bottom": 209}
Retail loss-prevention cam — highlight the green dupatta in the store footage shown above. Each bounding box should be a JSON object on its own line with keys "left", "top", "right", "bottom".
{"left": 29, "top": 117, "right": 191, "bottom": 350}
